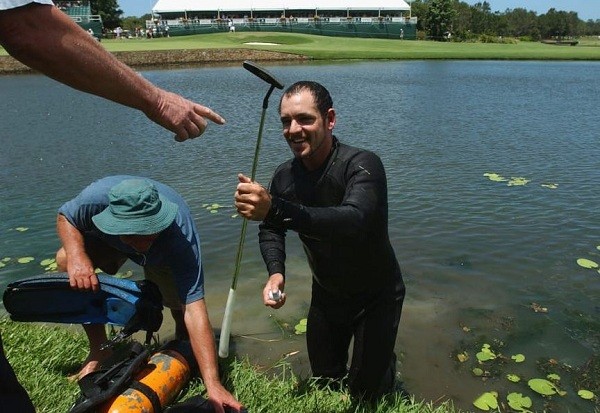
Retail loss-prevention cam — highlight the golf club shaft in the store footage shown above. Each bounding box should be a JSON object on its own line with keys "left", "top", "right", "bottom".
{"left": 233, "top": 102, "right": 268, "bottom": 290}
{"left": 219, "top": 104, "right": 268, "bottom": 358}
{"left": 219, "top": 62, "right": 283, "bottom": 358}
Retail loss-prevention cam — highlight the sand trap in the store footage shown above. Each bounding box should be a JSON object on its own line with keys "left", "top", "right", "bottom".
{"left": 244, "top": 42, "right": 280, "bottom": 46}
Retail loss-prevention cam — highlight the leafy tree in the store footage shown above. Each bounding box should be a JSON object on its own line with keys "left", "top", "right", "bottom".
{"left": 503, "top": 8, "right": 539, "bottom": 39}
{"left": 425, "top": 0, "right": 457, "bottom": 40}
{"left": 121, "top": 14, "right": 151, "bottom": 32}
{"left": 469, "top": 1, "right": 498, "bottom": 35}
{"left": 91, "top": 0, "right": 123, "bottom": 29}
{"left": 409, "top": 0, "right": 429, "bottom": 32}
{"left": 427, "top": 1, "right": 594, "bottom": 41}
{"left": 538, "top": 8, "right": 580, "bottom": 38}
{"left": 582, "top": 19, "right": 600, "bottom": 35}
{"left": 451, "top": 1, "right": 475, "bottom": 40}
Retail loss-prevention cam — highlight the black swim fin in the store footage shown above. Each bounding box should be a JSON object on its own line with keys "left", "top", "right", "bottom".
{"left": 70, "top": 341, "right": 150, "bottom": 413}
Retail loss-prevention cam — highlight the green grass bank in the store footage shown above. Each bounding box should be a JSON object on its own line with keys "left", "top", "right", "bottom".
{"left": 1, "top": 318, "right": 461, "bottom": 413}
{"left": 1, "top": 33, "right": 599, "bottom": 73}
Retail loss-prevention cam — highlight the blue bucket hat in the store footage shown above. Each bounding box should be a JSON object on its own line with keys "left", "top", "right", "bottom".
{"left": 92, "top": 179, "right": 178, "bottom": 235}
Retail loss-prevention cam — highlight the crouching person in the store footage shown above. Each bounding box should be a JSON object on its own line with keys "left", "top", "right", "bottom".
{"left": 56, "top": 175, "right": 244, "bottom": 412}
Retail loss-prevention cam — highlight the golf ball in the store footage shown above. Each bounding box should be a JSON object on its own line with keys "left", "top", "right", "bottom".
{"left": 268, "top": 289, "right": 282, "bottom": 301}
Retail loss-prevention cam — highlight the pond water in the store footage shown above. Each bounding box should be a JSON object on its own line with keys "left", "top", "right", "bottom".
{"left": 1, "top": 60, "right": 599, "bottom": 411}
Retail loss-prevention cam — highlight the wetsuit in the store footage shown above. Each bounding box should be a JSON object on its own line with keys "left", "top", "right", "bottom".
{"left": 0, "top": 332, "right": 35, "bottom": 412}
{"left": 259, "top": 137, "right": 405, "bottom": 400}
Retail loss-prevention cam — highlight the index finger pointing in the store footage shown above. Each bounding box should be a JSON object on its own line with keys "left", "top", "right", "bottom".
{"left": 194, "top": 105, "right": 225, "bottom": 125}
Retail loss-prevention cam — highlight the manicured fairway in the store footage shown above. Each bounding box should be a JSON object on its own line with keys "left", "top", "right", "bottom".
{"left": 4, "top": 32, "right": 597, "bottom": 61}
{"left": 97, "top": 33, "right": 600, "bottom": 60}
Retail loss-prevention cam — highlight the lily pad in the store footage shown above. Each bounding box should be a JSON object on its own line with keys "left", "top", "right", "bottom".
{"left": 294, "top": 318, "right": 307, "bottom": 335}
{"left": 483, "top": 172, "right": 507, "bottom": 182}
{"left": 17, "top": 257, "right": 35, "bottom": 264}
{"left": 477, "top": 351, "right": 495, "bottom": 362}
{"left": 2, "top": 257, "right": 11, "bottom": 262}
{"left": 578, "top": 389, "right": 595, "bottom": 400}
{"left": 473, "top": 391, "right": 498, "bottom": 411}
{"left": 541, "top": 183, "right": 558, "bottom": 189}
{"left": 15, "top": 227, "right": 29, "bottom": 232}
{"left": 472, "top": 367, "right": 484, "bottom": 376}
{"left": 476, "top": 344, "right": 496, "bottom": 362}
{"left": 206, "top": 203, "right": 224, "bottom": 212}
{"left": 528, "top": 378, "right": 558, "bottom": 395}
{"left": 577, "top": 258, "right": 599, "bottom": 269}
{"left": 507, "top": 374, "right": 521, "bottom": 383}
{"left": 0, "top": 262, "right": 5, "bottom": 269}
{"left": 512, "top": 354, "right": 525, "bottom": 363}
{"left": 507, "top": 177, "right": 530, "bottom": 186}
{"left": 40, "top": 258, "right": 56, "bottom": 267}
{"left": 507, "top": 392, "right": 532, "bottom": 411}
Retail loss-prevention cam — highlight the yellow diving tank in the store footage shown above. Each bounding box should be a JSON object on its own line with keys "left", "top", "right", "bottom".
{"left": 102, "top": 340, "right": 196, "bottom": 413}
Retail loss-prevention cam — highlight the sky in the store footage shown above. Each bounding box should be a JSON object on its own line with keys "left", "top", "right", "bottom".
{"left": 118, "top": 0, "right": 599, "bottom": 21}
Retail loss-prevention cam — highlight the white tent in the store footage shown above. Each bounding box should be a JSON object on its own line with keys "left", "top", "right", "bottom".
{"left": 152, "top": 0, "right": 410, "bottom": 13}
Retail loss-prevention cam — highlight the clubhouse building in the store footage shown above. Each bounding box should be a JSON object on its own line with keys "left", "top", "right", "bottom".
{"left": 149, "top": 0, "right": 416, "bottom": 39}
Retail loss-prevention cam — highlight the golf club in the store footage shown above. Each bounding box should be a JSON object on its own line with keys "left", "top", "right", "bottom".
{"left": 219, "top": 61, "right": 284, "bottom": 358}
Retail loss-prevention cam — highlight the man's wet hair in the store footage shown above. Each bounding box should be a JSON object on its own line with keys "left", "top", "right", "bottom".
{"left": 279, "top": 81, "right": 333, "bottom": 117}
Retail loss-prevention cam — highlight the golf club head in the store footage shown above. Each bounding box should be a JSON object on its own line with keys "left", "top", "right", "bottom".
{"left": 243, "top": 60, "right": 284, "bottom": 90}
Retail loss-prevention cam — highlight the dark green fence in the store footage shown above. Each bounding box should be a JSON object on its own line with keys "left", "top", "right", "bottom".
{"left": 166, "top": 19, "right": 416, "bottom": 40}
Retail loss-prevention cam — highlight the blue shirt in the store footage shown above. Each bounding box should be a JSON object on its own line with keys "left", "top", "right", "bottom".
{"left": 58, "top": 175, "right": 204, "bottom": 304}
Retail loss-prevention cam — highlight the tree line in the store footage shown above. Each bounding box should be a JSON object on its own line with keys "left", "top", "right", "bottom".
{"left": 412, "top": 0, "right": 600, "bottom": 41}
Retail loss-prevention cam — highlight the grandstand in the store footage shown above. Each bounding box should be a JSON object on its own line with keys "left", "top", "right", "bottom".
{"left": 56, "top": 1, "right": 103, "bottom": 39}
{"left": 149, "top": 0, "right": 416, "bottom": 39}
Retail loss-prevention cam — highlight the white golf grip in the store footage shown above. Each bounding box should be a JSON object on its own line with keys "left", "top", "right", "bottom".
{"left": 218, "top": 288, "right": 236, "bottom": 358}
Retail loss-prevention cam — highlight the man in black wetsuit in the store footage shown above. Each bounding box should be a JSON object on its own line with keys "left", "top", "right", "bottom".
{"left": 234, "top": 80, "right": 405, "bottom": 401}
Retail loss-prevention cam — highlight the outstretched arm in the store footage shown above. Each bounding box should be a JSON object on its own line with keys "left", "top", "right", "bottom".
{"left": 184, "top": 299, "right": 244, "bottom": 413}
{"left": 0, "top": 3, "right": 225, "bottom": 141}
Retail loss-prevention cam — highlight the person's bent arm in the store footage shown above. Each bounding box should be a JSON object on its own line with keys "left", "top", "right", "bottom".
{"left": 56, "top": 214, "right": 99, "bottom": 291}
{"left": 265, "top": 151, "right": 387, "bottom": 237}
{"left": 0, "top": 3, "right": 225, "bottom": 141}
{"left": 184, "top": 299, "right": 244, "bottom": 413}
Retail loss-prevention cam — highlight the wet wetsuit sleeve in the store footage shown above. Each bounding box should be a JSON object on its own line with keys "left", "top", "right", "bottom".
{"left": 264, "top": 151, "right": 387, "bottom": 238}
{"left": 258, "top": 178, "right": 287, "bottom": 277}
{"left": 258, "top": 222, "right": 286, "bottom": 277}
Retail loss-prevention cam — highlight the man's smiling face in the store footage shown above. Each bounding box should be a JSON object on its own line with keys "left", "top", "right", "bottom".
{"left": 280, "top": 89, "right": 335, "bottom": 170}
